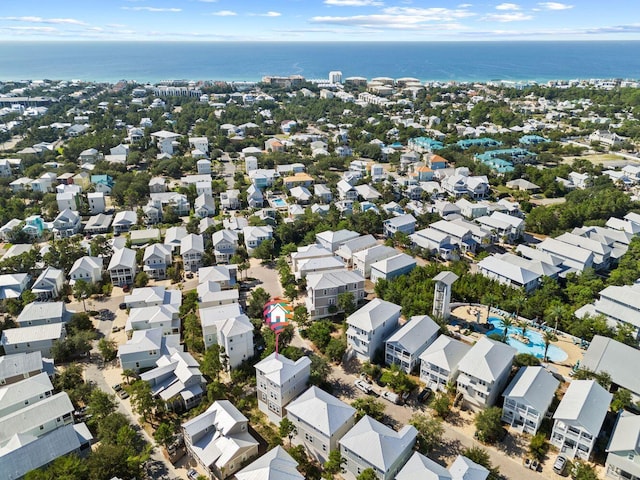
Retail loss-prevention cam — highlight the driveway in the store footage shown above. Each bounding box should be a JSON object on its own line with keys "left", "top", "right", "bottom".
{"left": 245, "top": 258, "right": 283, "bottom": 298}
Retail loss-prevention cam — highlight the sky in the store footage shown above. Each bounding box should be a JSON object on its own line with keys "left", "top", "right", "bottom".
{"left": 1, "top": 0, "right": 639, "bottom": 42}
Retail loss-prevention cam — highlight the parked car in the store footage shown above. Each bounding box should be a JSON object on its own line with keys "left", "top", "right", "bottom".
{"left": 381, "top": 390, "right": 401, "bottom": 405}
{"left": 122, "top": 284, "right": 130, "bottom": 293}
{"left": 354, "top": 379, "right": 373, "bottom": 394}
{"left": 118, "top": 389, "right": 130, "bottom": 400}
{"left": 553, "top": 455, "right": 567, "bottom": 475}
{"left": 111, "top": 325, "right": 122, "bottom": 333}
{"left": 186, "top": 272, "right": 194, "bottom": 279}
{"left": 119, "top": 302, "right": 127, "bottom": 310}
{"left": 187, "top": 469, "right": 198, "bottom": 480}
{"left": 112, "top": 383, "right": 122, "bottom": 392}
{"left": 417, "top": 388, "right": 433, "bottom": 403}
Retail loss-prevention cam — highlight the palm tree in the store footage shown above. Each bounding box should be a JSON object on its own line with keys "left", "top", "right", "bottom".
{"left": 499, "top": 316, "right": 514, "bottom": 342}
{"left": 518, "top": 320, "right": 528, "bottom": 338}
{"left": 546, "top": 304, "right": 565, "bottom": 333}
{"left": 482, "top": 293, "right": 499, "bottom": 323}
{"left": 543, "top": 331, "right": 558, "bottom": 362}
{"left": 512, "top": 294, "right": 526, "bottom": 320}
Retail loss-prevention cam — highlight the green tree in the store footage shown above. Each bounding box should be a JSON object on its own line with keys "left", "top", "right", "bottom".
{"left": 325, "top": 337, "right": 347, "bottom": 363}
{"left": 529, "top": 432, "right": 549, "bottom": 461}
{"left": 337, "top": 291, "right": 356, "bottom": 315}
{"left": 72, "top": 279, "right": 93, "bottom": 311}
{"left": 546, "top": 303, "right": 566, "bottom": 332}
{"left": 323, "top": 449, "right": 345, "bottom": 477}
{"left": 357, "top": 468, "right": 378, "bottom": 480}
{"left": 571, "top": 460, "right": 599, "bottom": 480}
{"left": 293, "top": 305, "right": 310, "bottom": 328}
{"left": 543, "top": 330, "right": 558, "bottom": 362}
{"left": 431, "top": 391, "right": 452, "bottom": 418}
{"left": 499, "top": 316, "right": 514, "bottom": 342}
{"left": 127, "top": 380, "right": 159, "bottom": 424}
{"left": 514, "top": 353, "right": 541, "bottom": 367}
{"left": 154, "top": 422, "right": 175, "bottom": 449}
{"left": 352, "top": 397, "right": 385, "bottom": 422}
{"left": 97, "top": 338, "right": 118, "bottom": 362}
{"left": 474, "top": 407, "right": 504, "bottom": 444}
{"left": 252, "top": 238, "right": 275, "bottom": 262}
{"left": 87, "top": 389, "right": 117, "bottom": 424}
{"left": 611, "top": 388, "right": 633, "bottom": 413}
{"left": 134, "top": 271, "right": 149, "bottom": 288}
{"left": 309, "top": 354, "right": 331, "bottom": 386}
{"left": 305, "top": 320, "right": 334, "bottom": 351}
{"left": 278, "top": 417, "right": 297, "bottom": 447}
{"left": 201, "top": 344, "right": 224, "bottom": 380}
{"left": 248, "top": 287, "right": 271, "bottom": 319}
{"left": 410, "top": 413, "right": 444, "bottom": 454}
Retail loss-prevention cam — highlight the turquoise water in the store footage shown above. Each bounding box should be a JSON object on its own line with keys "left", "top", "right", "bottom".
{"left": 1, "top": 41, "right": 639, "bottom": 83}
{"left": 271, "top": 198, "right": 287, "bottom": 207}
{"left": 486, "top": 317, "right": 568, "bottom": 362}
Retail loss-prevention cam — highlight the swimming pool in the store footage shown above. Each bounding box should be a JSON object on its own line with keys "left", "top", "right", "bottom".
{"left": 271, "top": 198, "right": 287, "bottom": 207}
{"left": 486, "top": 317, "right": 568, "bottom": 362}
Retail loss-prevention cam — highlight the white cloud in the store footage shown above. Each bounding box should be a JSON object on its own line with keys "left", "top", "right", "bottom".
{"left": 198, "top": 0, "right": 219, "bottom": 2}
{"left": 537, "top": 2, "right": 573, "bottom": 10}
{"left": 311, "top": 14, "right": 467, "bottom": 30}
{"left": 483, "top": 12, "right": 532, "bottom": 21}
{"left": 324, "top": 0, "right": 384, "bottom": 6}
{"left": 496, "top": 3, "right": 520, "bottom": 10}
{"left": 121, "top": 7, "right": 182, "bottom": 12}
{"left": 249, "top": 11, "right": 282, "bottom": 17}
{"left": 1, "top": 26, "right": 58, "bottom": 32}
{"left": 0, "top": 16, "right": 87, "bottom": 25}
{"left": 458, "top": 3, "right": 473, "bottom": 7}
{"left": 211, "top": 10, "right": 237, "bottom": 16}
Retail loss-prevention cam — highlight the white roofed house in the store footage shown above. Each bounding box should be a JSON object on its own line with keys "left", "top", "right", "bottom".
{"left": 52, "top": 208, "right": 81, "bottom": 238}
{"left": 347, "top": 299, "right": 401, "bottom": 363}
{"left": 221, "top": 189, "right": 241, "bottom": 211}
{"left": 316, "top": 229, "right": 360, "bottom": 253}
{"left": 383, "top": 214, "right": 417, "bottom": 238}
{"left": 501, "top": 366, "right": 559, "bottom": 435}
{"left": 182, "top": 400, "right": 260, "bottom": 479}
{"left": 314, "top": 184, "right": 332, "bottom": 204}
{"left": 124, "top": 286, "right": 181, "bottom": 309}
{"left": 285, "top": 386, "right": 357, "bottom": 463}
{"left": 290, "top": 245, "right": 335, "bottom": 277}
{"left": 370, "top": 253, "right": 417, "bottom": 284}
{"left": 243, "top": 225, "right": 273, "bottom": 255}
{"left": 194, "top": 193, "right": 216, "bottom": 218}
{"left": 197, "top": 281, "right": 239, "bottom": 308}
{"left": 396, "top": 451, "right": 452, "bottom": 480}
{"left": 0, "top": 273, "right": 31, "bottom": 300}
{"left": 143, "top": 243, "right": 172, "bottom": 280}
{"left": 448, "top": 455, "right": 489, "bottom": 480}
{"left": 477, "top": 255, "right": 541, "bottom": 292}
{"left": 551, "top": 379, "right": 612, "bottom": 460}
{"left": 199, "top": 304, "right": 253, "bottom": 369}
{"left": 117, "top": 327, "right": 180, "bottom": 373}
{"left": 605, "top": 411, "right": 640, "bottom": 480}
{"left": 335, "top": 234, "right": 378, "bottom": 267}
{"left": 555, "top": 232, "right": 613, "bottom": 271}
{"left": 30, "top": 267, "right": 64, "bottom": 300}
{"left": 305, "top": 269, "right": 365, "bottom": 320}
{"left": 1, "top": 323, "right": 66, "bottom": 357}
{"left": 420, "top": 336, "right": 471, "bottom": 393}
{"left": 151, "top": 130, "right": 181, "bottom": 155}
{"left": 247, "top": 184, "right": 264, "bottom": 209}
{"left": 456, "top": 337, "right": 516, "bottom": 411}
{"left": 149, "top": 176, "right": 167, "bottom": 193}
{"left": 199, "top": 265, "right": 238, "bottom": 290}
{"left": 212, "top": 229, "right": 239, "bottom": 264}
{"left": 255, "top": 353, "right": 311, "bottom": 424}
{"left": 339, "top": 415, "right": 417, "bottom": 480}
{"left": 139, "top": 349, "right": 206, "bottom": 412}
{"left": 337, "top": 179, "right": 358, "bottom": 201}
{"left": 181, "top": 233, "right": 205, "bottom": 272}
{"left": 235, "top": 446, "right": 304, "bottom": 480}
{"left": 385, "top": 315, "right": 440, "bottom": 374}
{"left": 112, "top": 210, "right": 138, "bottom": 234}
{"left": 353, "top": 245, "right": 399, "bottom": 278}
{"left": 582, "top": 336, "right": 640, "bottom": 400}
{"left": 537, "top": 237, "right": 594, "bottom": 273}
{"left": 126, "top": 304, "right": 180, "bottom": 336}
{"left": 16, "top": 302, "right": 70, "bottom": 328}
{"left": 108, "top": 247, "right": 136, "bottom": 287}
{"left": 0, "top": 351, "right": 52, "bottom": 386}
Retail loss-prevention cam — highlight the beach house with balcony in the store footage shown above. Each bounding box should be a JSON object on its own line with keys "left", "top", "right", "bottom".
{"left": 385, "top": 315, "right": 440, "bottom": 374}
{"left": 347, "top": 299, "right": 401, "bottom": 363}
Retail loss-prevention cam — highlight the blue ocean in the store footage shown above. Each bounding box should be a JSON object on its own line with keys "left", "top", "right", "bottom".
{"left": 0, "top": 41, "right": 639, "bottom": 84}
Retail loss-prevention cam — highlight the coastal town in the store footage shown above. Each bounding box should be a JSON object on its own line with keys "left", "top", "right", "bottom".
{"left": 1, "top": 72, "right": 640, "bottom": 480}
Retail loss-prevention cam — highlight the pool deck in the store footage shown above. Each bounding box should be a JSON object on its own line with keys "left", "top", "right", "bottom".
{"left": 450, "top": 306, "right": 583, "bottom": 380}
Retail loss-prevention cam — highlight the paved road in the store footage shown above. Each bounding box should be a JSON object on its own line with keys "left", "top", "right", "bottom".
{"left": 246, "top": 258, "right": 283, "bottom": 298}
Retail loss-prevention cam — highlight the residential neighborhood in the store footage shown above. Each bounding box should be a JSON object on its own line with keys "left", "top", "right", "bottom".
{"left": 1, "top": 72, "right": 640, "bottom": 480}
